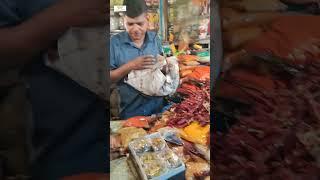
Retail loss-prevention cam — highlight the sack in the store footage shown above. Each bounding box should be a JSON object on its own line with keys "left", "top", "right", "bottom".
{"left": 124, "top": 56, "right": 180, "bottom": 96}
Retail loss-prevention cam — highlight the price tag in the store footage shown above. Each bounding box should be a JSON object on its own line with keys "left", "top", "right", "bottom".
{"left": 114, "top": 5, "right": 126, "bottom": 12}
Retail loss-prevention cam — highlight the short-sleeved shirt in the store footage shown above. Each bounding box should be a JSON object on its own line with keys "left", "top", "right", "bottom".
{"left": 110, "top": 31, "right": 165, "bottom": 119}
{"left": 0, "top": 1, "right": 108, "bottom": 179}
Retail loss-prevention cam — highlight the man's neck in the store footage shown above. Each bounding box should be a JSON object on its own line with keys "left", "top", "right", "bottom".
{"left": 132, "top": 34, "right": 146, "bottom": 49}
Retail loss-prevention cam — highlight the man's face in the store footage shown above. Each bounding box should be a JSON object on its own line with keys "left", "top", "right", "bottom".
{"left": 124, "top": 13, "right": 148, "bottom": 41}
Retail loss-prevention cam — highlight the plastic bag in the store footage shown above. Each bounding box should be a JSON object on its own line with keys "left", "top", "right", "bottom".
{"left": 124, "top": 56, "right": 180, "bottom": 96}
{"left": 179, "top": 122, "right": 210, "bottom": 145}
{"left": 186, "top": 66, "right": 210, "bottom": 81}
{"left": 122, "top": 116, "right": 150, "bottom": 128}
{"left": 157, "top": 127, "right": 184, "bottom": 145}
{"left": 45, "top": 27, "right": 108, "bottom": 101}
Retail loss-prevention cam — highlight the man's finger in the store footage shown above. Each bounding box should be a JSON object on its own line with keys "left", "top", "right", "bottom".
{"left": 143, "top": 55, "right": 154, "bottom": 58}
{"left": 143, "top": 58, "right": 156, "bottom": 63}
{"left": 143, "top": 62, "right": 155, "bottom": 66}
{"left": 143, "top": 65, "right": 153, "bottom": 69}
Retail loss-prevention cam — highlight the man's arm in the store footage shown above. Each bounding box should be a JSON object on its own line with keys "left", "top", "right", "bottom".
{"left": 0, "top": 7, "right": 69, "bottom": 70}
{"left": 110, "top": 63, "right": 132, "bottom": 83}
{"left": 0, "top": 0, "right": 106, "bottom": 70}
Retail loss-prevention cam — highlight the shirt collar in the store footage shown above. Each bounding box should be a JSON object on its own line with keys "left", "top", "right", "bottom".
{"left": 122, "top": 31, "right": 155, "bottom": 45}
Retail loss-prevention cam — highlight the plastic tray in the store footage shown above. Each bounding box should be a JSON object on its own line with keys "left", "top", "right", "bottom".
{"left": 128, "top": 132, "right": 185, "bottom": 180}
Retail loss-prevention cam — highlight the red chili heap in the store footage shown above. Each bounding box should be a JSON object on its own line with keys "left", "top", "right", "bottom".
{"left": 214, "top": 59, "right": 320, "bottom": 179}
{"left": 168, "top": 80, "right": 210, "bottom": 128}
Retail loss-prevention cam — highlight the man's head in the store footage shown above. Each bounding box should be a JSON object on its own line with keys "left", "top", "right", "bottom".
{"left": 123, "top": 0, "right": 149, "bottom": 41}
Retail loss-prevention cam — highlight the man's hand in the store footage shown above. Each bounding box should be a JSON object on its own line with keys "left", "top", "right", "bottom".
{"left": 110, "top": 55, "right": 156, "bottom": 83}
{"left": 127, "top": 55, "right": 156, "bottom": 70}
{"left": 0, "top": 0, "right": 108, "bottom": 69}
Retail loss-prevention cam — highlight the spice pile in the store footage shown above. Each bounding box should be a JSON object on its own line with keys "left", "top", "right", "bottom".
{"left": 214, "top": 57, "right": 320, "bottom": 179}
{"left": 168, "top": 80, "right": 210, "bottom": 128}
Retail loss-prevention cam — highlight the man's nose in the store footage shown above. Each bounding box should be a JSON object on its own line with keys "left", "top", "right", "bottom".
{"left": 132, "top": 24, "right": 140, "bottom": 29}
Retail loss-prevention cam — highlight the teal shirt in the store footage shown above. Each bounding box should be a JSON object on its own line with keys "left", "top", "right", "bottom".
{"left": 110, "top": 31, "right": 165, "bottom": 119}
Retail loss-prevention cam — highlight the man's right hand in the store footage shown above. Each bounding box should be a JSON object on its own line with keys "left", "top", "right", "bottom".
{"left": 110, "top": 55, "right": 155, "bottom": 83}
{"left": 55, "top": 0, "right": 107, "bottom": 27}
{"left": 128, "top": 55, "right": 156, "bottom": 70}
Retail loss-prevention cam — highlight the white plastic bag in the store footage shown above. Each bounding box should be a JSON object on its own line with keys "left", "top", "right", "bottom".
{"left": 124, "top": 55, "right": 180, "bottom": 96}
{"left": 45, "top": 27, "right": 108, "bottom": 101}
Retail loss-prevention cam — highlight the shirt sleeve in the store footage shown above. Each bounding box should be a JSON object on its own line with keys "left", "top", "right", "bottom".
{"left": 109, "top": 36, "right": 118, "bottom": 70}
{"left": 0, "top": 1, "right": 21, "bottom": 27}
{"left": 155, "top": 35, "right": 163, "bottom": 55}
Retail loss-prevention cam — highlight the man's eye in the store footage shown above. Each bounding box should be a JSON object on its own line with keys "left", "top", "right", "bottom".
{"left": 137, "top": 23, "right": 143, "bottom": 26}
{"left": 128, "top": 23, "right": 134, "bottom": 26}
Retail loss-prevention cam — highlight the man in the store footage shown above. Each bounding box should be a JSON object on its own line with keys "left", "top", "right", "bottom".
{"left": 110, "top": 0, "right": 165, "bottom": 119}
{"left": 0, "top": 0, "right": 108, "bottom": 179}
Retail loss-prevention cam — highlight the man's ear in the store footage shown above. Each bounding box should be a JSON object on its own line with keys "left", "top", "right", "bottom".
{"left": 123, "top": 16, "right": 128, "bottom": 30}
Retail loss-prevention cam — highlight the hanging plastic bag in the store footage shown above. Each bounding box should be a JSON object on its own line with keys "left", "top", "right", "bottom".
{"left": 124, "top": 55, "right": 180, "bottom": 96}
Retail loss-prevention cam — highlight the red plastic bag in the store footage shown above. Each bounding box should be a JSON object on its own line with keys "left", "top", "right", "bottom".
{"left": 186, "top": 66, "right": 210, "bottom": 81}
{"left": 122, "top": 116, "right": 150, "bottom": 128}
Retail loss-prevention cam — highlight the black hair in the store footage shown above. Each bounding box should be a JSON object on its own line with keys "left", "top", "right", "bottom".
{"left": 123, "top": 0, "right": 147, "bottom": 18}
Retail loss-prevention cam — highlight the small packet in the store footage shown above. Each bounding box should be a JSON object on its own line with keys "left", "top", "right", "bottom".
{"left": 161, "top": 149, "right": 182, "bottom": 169}
{"left": 158, "top": 127, "right": 184, "bottom": 145}
{"left": 131, "top": 137, "right": 152, "bottom": 154}
{"left": 140, "top": 152, "right": 159, "bottom": 164}
{"left": 143, "top": 160, "right": 167, "bottom": 178}
{"left": 151, "top": 137, "right": 166, "bottom": 151}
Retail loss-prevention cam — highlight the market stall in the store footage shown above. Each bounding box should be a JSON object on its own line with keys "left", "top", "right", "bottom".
{"left": 110, "top": 0, "right": 211, "bottom": 179}
{"left": 214, "top": 0, "right": 320, "bottom": 179}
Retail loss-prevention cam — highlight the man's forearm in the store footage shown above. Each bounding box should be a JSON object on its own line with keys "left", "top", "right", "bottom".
{"left": 0, "top": 3, "right": 72, "bottom": 70}
{"left": 110, "top": 63, "right": 132, "bottom": 83}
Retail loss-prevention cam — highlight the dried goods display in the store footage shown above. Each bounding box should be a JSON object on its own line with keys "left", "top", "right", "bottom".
{"left": 128, "top": 133, "right": 185, "bottom": 179}
{"left": 214, "top": 54, "right": 320, "bottom": 179}
{"left": 110, "top": 0, "right": 211, "bottom": 179}
{"left": 214, "top": 1, "right": 320, "bottom": 178}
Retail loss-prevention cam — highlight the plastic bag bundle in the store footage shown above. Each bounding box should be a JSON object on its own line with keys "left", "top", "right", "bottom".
{"left": 124, "top": 55, "right": 180, "bottom": 96}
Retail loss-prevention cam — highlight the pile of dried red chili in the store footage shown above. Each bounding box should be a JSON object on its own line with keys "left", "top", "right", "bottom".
{"left": 214, "top": 60, "right": 320, "bottom": 179}
{"left": 167, "top": 80, "right": 210, "bottom": 128}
